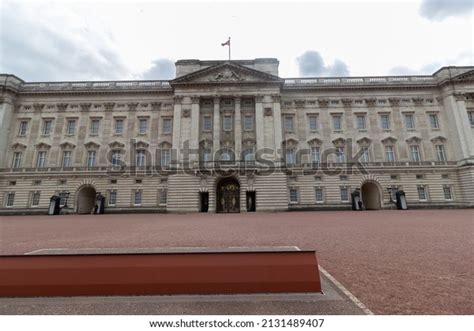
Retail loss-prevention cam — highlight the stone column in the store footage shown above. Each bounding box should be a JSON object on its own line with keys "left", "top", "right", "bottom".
{"left": 190, "top": 96, "right": 200, "bottom": 162}
{"left": 255, "top": 95, "right": 265, "bottom": 156}
{"left": 172, "top": 96, "right": 182, "bottom": 164}
{"left": 213, "top": 96, "right": 221, "bottom": 156}
{"left": 0, "top": 94, "right": 16, "bottom": 168}
{"left": 272, "top": 95, "right": 283, "bottom": 161}
{"left": 234, "top": 97, "right": 242, "bottom": 161}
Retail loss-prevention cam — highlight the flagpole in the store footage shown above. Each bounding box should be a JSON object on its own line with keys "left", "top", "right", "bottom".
{"left": 228, "top": 37, "right": 231, "bottom": 61}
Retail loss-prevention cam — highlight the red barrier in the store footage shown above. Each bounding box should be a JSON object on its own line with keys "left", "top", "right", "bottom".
{"left": 0, "top": 250, "right": 321, "bottom": 297}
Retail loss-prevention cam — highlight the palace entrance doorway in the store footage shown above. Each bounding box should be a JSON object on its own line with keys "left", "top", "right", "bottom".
{"left": 216, "top": 178, "right": 240, "bottom": 213}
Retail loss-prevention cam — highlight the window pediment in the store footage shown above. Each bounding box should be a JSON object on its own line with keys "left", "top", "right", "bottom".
{"left": 11, "top": 143, "right": 27, "bottom": 150}
{"left": 381, "top": 136, "right": 397, "bottom": 144}
{"left": 84, "top": 141, "right": 100, "bottom": 149}
{"left": 60, "top": 142, "right": 76, "bottom": 149}
{"left": 406, "top": 135, "right": 422, "bottom": 143}
{"left": 35, "top": 142, "right": 51, "bottom": 150}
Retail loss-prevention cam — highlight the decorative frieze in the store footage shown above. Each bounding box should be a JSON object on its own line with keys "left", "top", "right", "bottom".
{"left": 80, "top": 103, "right": 92, "bottom": 111}
{"left": 103, "top": 102, "right": 115, "bottom": 111}
{"left": 412, "top": 97, "right": 424, "bottom": 105}
{"left": 341, "top": 98, "right": 352, "bottom": 106}
{"left": 56, "top": 103, "right": 69, "bottom": 112}
{"left": 33, "top": 103, "right": 45, "bottom": 112}
{"left": 127, "top": 102, "right": 139, "bottom": 111}
{"left": 388, "top": 98, "right": 400, "bottom": 106}
{"left": 317, "top": 99, "right": 329, "bottom": 107}
{"left": 364, "top": 98, "right": 377, "bottom": 107}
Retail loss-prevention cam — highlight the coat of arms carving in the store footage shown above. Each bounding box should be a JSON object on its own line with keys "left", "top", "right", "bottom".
{"left": 211, "top": 69, "right": 244, "bottom": 82}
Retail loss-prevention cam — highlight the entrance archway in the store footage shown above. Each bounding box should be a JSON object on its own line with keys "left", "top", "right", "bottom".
{"left": 361, "top": 181, "right": 381, "bottom": 210}
{"left": 76, "top": 185, "right": 96, "bottom": 214}
{"left": 216, "top": 177, "right": 240, "bottom": 213}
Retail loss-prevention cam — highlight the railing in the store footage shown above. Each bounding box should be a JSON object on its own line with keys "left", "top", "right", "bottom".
{"left": 284, "top": 75, "right": 437, "bottom": 86}
{"left": 20, "top": 80, "right": 172, "bottom": 92}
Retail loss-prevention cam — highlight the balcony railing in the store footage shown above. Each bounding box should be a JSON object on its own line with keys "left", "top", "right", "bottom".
{"left": 284, "top": 75, "right": 437, "bottom": 87}
{"left": 20, "top": 80, "right": 172, "bottom": 93}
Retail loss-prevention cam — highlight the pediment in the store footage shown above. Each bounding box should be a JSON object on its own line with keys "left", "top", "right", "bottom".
{"left": 381, "top": 135, "right": 397, "bottom": 144}
{"left": 452, "top": 69, "right": 474, "bottom": 82}
{"left": 171, "top": 62, "right": 283, "bottom": 86}
{"left": 60, "top": 142, "right": 76, "bottom": 149}
{"left": 108, "top": 141, "right": 125, "bottom": 149}
{"left": 11, "top": 142, "right": 27, "bottom": 150}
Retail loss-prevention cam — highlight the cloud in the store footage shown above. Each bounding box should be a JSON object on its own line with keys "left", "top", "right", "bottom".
{"left": 419, "top": 0, "right": 473, "bottom": 21}
{"left": 388, "top": 51, "right": 473, "bottom": 75}
{"left": 297, "top": 51, "right": 350, "bottom": 77}
{"left": 0, "top": 2, "right": 130, "bottom": 81}
{"left": 141, "top": 59, "right": 176, "bottom": 80}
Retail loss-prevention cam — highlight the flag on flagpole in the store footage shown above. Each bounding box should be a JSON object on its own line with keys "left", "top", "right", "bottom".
{"left": 221, "top": 37, "right": 230, "bottom": 47}
{"left": 221, "top": 37, "right": 231, "bottom": 60}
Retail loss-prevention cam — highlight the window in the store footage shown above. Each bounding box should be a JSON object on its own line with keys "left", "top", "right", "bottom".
{"left": 436, "top": 145, "right": 446, "bottom": 162}
{"left": 161, "top": 149, "right": 171, "bottom": 167}
{"left": 139, "top": 118, "right": 148, "bottom": 134}
{"left": 385, "top": 145, "right": 395, "bottom": 162}
{"left": 442, "top": 185, "right": 453, "bottom": 200}
{"left": 111, "top": 150, "right": 121, "bottom": 168}
{"left": 360, "top": 147, "right": 370, "bottom": 162}
{"left": 5, "top": 192, "right": 15, "bottom": 207}
{"left": 31, "top": 191, "right": 41, "bottom": 207}
{"left": 159, "top": 190, "right": 167, "bottom": 205}
{"left": 340, "top": 175, "right": 347, "bottom": 181}
{"left": 135, "top": 179, "right": 142, "bottom": 184}
{"left": 33, "top": 180, "right": 41, "bottom": 186}
{"left": 42, "top": 120, "right": 52, "bottom": 136}
{"left": 136, "top": 150, "right": 146, "bottom": 167}
{"left": 11, "top": 152, "right": 22, "bottom": 169}
{"left": 390, "top": 175, "right": 399, "bottom": 180}
{"left": 62, "top": 151, "right": 72, "bottom": 168}
{"left": 340, "top": 187, "right": 349, "bottom": 202}
{"left": 284, "top": 116, "right": 294, "bottom": 132}
{"left": 90, "top": 119, "right": 100, "bottom": 135}
{"left": 289, "top": 188, "right": 298, "bottom": 203}
{"left": 202, "top": 116, "right": 212, "bottom": 131}
{"left": 416, "top": 174, "right": 424, "bottom": 180}
{"left": 332, "top": 115, "right": 342, "bottom": 131}
{"left": 410, "top": 145, "right": 421, "bottom": 162}
{"left": 311, "top": 147, "right": 320, "bottom": 163}
{"left": 108, "top": 190, "right": 117, "bottom": 206}
{"left": 243, "top": 115, "right": 253, "bottom": 131}
{"left": 308, "top": 115, "right": 318, "bottom": 131}
{"left": 223, "top": 115, "right": 232, "bottom": 131}
{"left": 220, "top": 148, "right": 232, "bottom": 161}
{"left": 18, "top": 121, "right": 28, "bottom": 136}
{"left": 86, "top": 150, "right": 96, "bottom": 168}
{"left": 441, "top": 174, "right": 449, "bottom": 180}
{"left": 356, "top": 115, "right": 366, "bottom": 130}
{"left": 162, "top": 118, "right": 172, "bottom": 134}
{"left": 429, "top": 114, "right": 439, "bottom": 129}
{"left": 285, "top": 148, "right": 295, "bottom": 165}
{"left": 202, "top": 148, "right": 212, "bottom": 162}
{"left": 380, "top": 114, "right": 390, "bottom": 130}
{"left": 66, "top": 119, "right": 76, "bottom": 135}
{"left": 468, "top": 111, "right": 474, "bottom": 126}
{"left": 243, "top": 148, "right": 254, "bottom": 161}
{"left": 404, "top": 114, "right": 415, "bottom": 129}
{"left": 315, "top": 187, "right": 324, "bottom": 203}
{"left": 336, "top": 147, "right": 345, "bottom": 163}
{"left": 417, "top": 185, "right": 427, "bottom": 201}
{"left": 134, "top": 190, "right": 142, "bottom": 205}
{"left": 114, "top": 118, "right": 124, "bottom": 134}
{"left": 36, "top": 151, "right": 47, "bottom": 168}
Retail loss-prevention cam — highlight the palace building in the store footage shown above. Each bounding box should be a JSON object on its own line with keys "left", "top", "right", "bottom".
{"left": 0, "top": 58, "right": 473, "bottom": 214}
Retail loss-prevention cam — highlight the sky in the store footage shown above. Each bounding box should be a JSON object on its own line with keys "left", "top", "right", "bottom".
{"left": 0, "top": 0, "right": 473, "bottom": 81}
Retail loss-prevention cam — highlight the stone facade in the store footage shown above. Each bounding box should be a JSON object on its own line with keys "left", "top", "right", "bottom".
{"left": 0, "top": 59, "right": 473, "bottom": 214}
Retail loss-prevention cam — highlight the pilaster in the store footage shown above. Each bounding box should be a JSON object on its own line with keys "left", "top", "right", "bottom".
{"left": 213, "top": 96, "right": 221, "bottom": 154}
{"left": 234, "top": 97, "right": 242, "bottom": 160}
